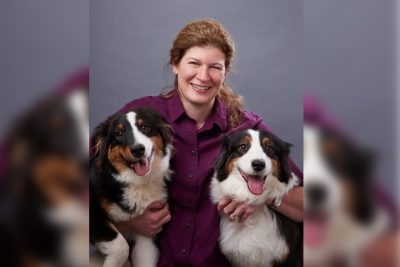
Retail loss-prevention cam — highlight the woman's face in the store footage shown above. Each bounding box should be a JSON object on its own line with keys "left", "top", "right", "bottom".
{"left": 172, "top": 46, "right": 227, "bottom": 108}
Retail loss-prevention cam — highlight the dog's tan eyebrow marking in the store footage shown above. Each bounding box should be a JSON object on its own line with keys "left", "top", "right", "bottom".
{"left": 137, "top": 119, "right": 144, "bottom": 126}
{"left": 116, "top": 124, "right": 124, "bottom": 130}
{"left": 322, "top": 137, "right": 337, "bottom": 155}
{"left": 242, "top": 135, "right": 252, "bottom": 144}
{"left": 262, "top": 137, "right": 271, "bottom": 146}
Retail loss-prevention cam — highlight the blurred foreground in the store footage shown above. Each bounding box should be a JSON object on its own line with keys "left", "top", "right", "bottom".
{"left": 304, "top": 92, "right": 398, "bottom": 267}
{"left": 0, "top": 70, "right": 89, "bottom": 267}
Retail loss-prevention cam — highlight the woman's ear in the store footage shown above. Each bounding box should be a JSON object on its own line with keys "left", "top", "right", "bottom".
{"left": 172, "top": 64, "right": 178, "bottom": 75}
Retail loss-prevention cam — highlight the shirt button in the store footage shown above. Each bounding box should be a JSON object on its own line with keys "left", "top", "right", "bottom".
{"left": 180, "top": 248, "right": 186, "bottom": 254}
{"left": 190, "top": 150, "right": 196, "bottom": 156}
{"left": 185, "top": 222, "right": 191, "bottom": 229}
{"left": 188, "top": 173, "right": 193, "bottom": 178}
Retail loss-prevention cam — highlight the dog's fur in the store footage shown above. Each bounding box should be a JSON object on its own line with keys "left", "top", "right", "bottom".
{"left": 303, "top": 124, "right": 389, "bottom": 267}
{"left": 90, "top": 107, "right": 172, "bottom": 267}
{"left": 0, "top": 91, "right": 88, "bottom": 267}
{"left": 210, "top": 129, "right": 301, "bottom": 267}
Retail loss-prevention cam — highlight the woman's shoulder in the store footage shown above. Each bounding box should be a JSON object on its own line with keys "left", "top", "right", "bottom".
{"left": 242, "top": 110, "right": 263, "bottom": 124}
{"left": 240, "top": 110, "right": 272, "bottom": 131}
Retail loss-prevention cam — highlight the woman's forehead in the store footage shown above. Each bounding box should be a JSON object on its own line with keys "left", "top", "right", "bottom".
{"left": 183, "top": 46, "right": 226, "bottom": 63}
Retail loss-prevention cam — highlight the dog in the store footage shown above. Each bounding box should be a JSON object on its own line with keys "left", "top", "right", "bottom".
{"left": 210, "top": 129, "right": 301, "bottom": 267}
{"left": 0, "top": 90, "right": 89, "bottom": 267}
{"left": 303, "top": 124, "right": 389, "bottom": 267}
{"left": 90, "top": 107, "right": 172, "bottom": 267}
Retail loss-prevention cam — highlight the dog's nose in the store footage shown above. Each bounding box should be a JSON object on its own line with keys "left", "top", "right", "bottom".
{"left": 131, "top": 144, "right": 145, "bottom": 157}
{"left": 252, "top": 160, "right": 265, "bottom": 172}
{"left": 306, "top": 183, "right": 327, "bottom": 204}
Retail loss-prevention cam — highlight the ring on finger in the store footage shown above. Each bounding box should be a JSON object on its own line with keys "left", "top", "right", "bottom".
{"left": 230, "top": 213, "right": 240, "bottom": 222}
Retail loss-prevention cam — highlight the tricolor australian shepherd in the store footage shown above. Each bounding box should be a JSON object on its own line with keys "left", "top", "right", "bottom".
{"left": 304, "top": 124, "right": 389, "bottom": 267}
{"left": 0, "top": 91, "right": 88, "bottom": 267}
{"left": 90, "top": 107, "right": 172, "bottom": 267}
{"left": 210, "top": 129, "right": 302, "bottom": 267}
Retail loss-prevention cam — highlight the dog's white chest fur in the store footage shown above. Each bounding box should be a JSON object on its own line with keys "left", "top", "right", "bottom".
{"left": 109, "top": 168, "right": 169, "bottom": 222}
{"left": 219, "top": 207, "right": 288, "bottom": 267}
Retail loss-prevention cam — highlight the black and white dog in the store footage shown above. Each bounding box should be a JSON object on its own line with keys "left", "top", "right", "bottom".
{"left": 210, "top": 129, "right": 301, "bottom": 267}
{"left": 90, "top": 107, "right": 172, "bottom": 267}
{"left": 304, "top": 124, "right": 388, "bottom": 267}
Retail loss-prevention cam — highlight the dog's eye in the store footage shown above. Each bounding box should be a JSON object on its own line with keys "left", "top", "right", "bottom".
{"left": 238, "top": 143, "right": 249, "bottom": 151}
{"left": 116, "top": 130, "right": 124, "bottom": 136}
{"left": 266, "top": 145, "right": 274, "bottom": 153}
{"left": 141, "top": 125, "right": 151, "bottom": 132}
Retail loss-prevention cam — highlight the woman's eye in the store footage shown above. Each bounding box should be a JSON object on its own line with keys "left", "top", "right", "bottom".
{"left": 189, "top": 61, "right": 199, "bottom": 65}
{"left": 211, "top": 65, "right": 222, "bottom": 70}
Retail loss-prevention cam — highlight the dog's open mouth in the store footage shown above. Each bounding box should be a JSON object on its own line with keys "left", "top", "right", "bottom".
{"left": 130, "top": 150, "right": 153, "bottom": 176}
{"left": 239, "top": 169, "right": 266, "bottom": 195}
{"left": 304, "top": 211, "right": 329, "bottom": 247}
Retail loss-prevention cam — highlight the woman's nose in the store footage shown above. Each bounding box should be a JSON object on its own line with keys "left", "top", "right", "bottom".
{"left": 197, "top": 66, "right": 210, "bottom": 81}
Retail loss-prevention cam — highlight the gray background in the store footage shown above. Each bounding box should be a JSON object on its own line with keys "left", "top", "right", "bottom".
{"left": 90, "top": 0, "right": 304, "bottom": 167}
{"left": 1, "top": 1, "right": 397, "bottom": 196}
{"left": 304, "top": 0, "right": 397, "bottom": 197}
{"left": 0, "top": 0, "right": 89, "bottom": 138}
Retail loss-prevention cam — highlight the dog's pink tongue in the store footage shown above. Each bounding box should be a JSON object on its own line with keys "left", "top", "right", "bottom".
{"left": 132, "top": 158, "right": 149, "bottom": 176}
{"left": 247, "top": 176, "right": 264, "bottom": 195}
{"left": 304, "top": 219, "right": 327, "bottom": 247}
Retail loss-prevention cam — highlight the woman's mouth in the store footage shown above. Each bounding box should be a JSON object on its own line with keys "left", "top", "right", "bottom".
{"left": 191, "top": 83, "right": 211, "bottom": 92}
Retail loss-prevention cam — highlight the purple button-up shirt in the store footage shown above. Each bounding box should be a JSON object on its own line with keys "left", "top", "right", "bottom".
{"left": 120, "top": 92, "right": 302, "bottom": 267}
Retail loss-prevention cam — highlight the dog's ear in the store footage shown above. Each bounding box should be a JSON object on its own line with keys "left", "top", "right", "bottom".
{"left": 214, "top": 135, "right": 231, "bottom": 182}
{"left": 160, "top": 122, "right": 172, "bottom": 145}
{"left": 277, "top": 139, "right": 293, "bottom": 183}
{"left": 278, "top": 140, "right": 292, "bottom": 156}
{"left": 350, "top": 147, "right": 375, "bottom": 223}
{"left": 90, "top": 113, "right": 117, "bottom": 162}
{"left": 157, "top": 122, "right": 173, "bottom": 157}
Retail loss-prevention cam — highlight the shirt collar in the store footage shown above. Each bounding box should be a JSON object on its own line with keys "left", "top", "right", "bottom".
{"left": 167, "top": 91, "right": 186, "bottom": 122}
{"left": 166, "top": 92, "right": 228, "bottom": 131}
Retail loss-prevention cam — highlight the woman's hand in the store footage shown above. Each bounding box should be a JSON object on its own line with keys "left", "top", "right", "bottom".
{"left": 217, "top": 197, "right": 261, "bottom": 223}
{"left": 118, "top": 201, "right": 171, "bottom": 237}
{"left": 217, "top": 186, "right": 304, "bottom": 223}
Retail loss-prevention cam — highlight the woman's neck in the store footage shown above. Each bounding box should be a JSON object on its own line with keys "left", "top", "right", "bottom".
{"left": 181, "top": 98, "right": 215, "bottom": 130}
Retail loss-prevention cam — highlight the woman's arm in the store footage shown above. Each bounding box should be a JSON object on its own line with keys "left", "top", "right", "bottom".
{"left": 267, "top": 186, "right": 303, "bottom": 222}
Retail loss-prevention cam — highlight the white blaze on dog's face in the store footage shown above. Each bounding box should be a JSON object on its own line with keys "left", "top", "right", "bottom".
{"left": 126, "top": 112, "right": 155, "bottom": 175}
{"left": 234, "top": 130, "right": 273, "bottom": 195}
{"left": 213, "top": 129, "right": 294, "bottom": 203}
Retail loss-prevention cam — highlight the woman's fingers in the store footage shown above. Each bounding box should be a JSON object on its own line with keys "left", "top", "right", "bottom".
{"left": 217, "top": 197, "right": 231, "bottom": 212}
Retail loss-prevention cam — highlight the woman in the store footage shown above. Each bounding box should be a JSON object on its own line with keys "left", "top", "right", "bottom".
{"left": 118, "top": 18, "right": 303, "bottom": 266}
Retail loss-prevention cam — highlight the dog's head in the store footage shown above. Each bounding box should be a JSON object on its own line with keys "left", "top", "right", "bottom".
{"left": 304, "top": 124, "right": 375, "bottom": 247}
{"left": 91, "top": 107, "right": 172, "bottom": 179}
{"left": 214, "top": 129, "right": 295, "bottom": 202}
